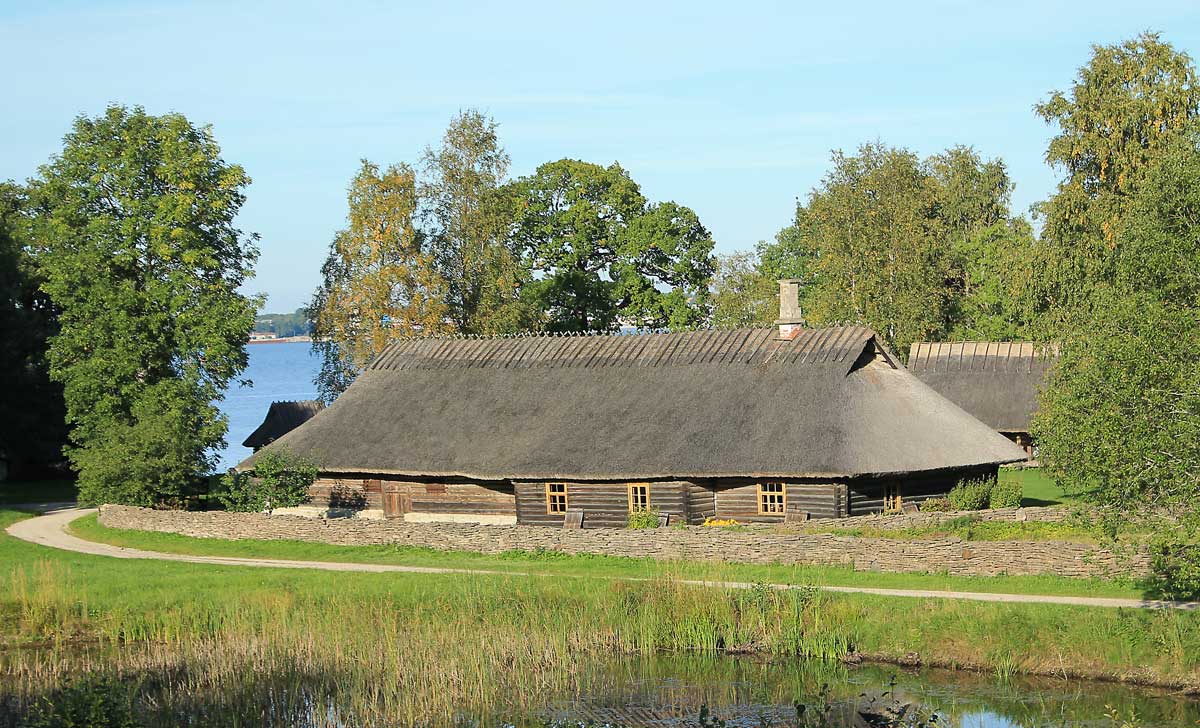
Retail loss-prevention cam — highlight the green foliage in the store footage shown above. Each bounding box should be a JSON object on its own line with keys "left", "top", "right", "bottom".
{"left": 947, "top": 477, "right": 993, "bottom": 511}
{"left": 918, "top": 497, "right": 950, "bottom": 512}
{"left": 1034, "top": 135, "right": 1200, "bottom": 511}
{"left": 708, "top": 251, "right": 777, "bottom": 328}
{"left": 989, "top": 476, "right": 1024, "bottom": 509}
{"left": 253, "top": 308, "right": 310, "bottom": 337}
{"left": 216, "top": 449, "right": 318, "bottom": 513}
{"left": 23, "top": 675, "right": 141, "bottom": 728}
{"left": 765, "top": 143, "right": 1036, "bottom": 355}
{"left": 508, "top": 159, "right": 715, "bottom": 332}
{"left": 626, "top": 508, "right": 661, "bottom": 529}
{"left": 0, "top": 183, "right": 68, "bottom": 478}
{"left": 421, "top": 110, "right": 537, "bottom": 336}
{"left": 1148, "top": 538, "right": 1200, "bottom": 602}
{"left": 30, "top": 105, "right": 259, "bottom": 506}
{"left": 1035, "top": 32, "right": 1200, "bottom": 324}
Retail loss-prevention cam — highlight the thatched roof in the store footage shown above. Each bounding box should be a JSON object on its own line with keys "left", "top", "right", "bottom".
{"left": 238, "top": 327, "right": 1025, "bottom": 479}
{"left": 241, "top": 400, "right": 325, "bottom": 449}
{"left": 907, "top": 342, "right": 1057, "bottom": 433}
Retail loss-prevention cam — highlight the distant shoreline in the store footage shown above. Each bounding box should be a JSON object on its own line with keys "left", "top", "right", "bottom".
{"left": 248, "top": 336, "right": 312, "bottom": 345}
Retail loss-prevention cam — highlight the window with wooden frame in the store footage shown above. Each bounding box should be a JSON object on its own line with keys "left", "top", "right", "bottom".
{"left": 883, "top": 482, "right": 902, "bottom": 513}
{"left": 627, "top": 483, "right": 650, "bottom": 512}
{"left": 546, "top": 483, "right": 568, "bottom": 514}
{"left": 758, "top": 482, "right": 786, "bottom": 515}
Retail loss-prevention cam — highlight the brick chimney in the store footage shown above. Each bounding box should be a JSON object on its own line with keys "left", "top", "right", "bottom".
{"left": 775, "top": 279, "right": 805, "bottom": 340}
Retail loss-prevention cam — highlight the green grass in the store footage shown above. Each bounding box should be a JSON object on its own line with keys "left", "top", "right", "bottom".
{"left": 821, "top": 517, "right": 1106, "bottom": 543}
{"left": 0, "top": 479, "right": 77, "bottom": 506}
{"left": 68, "top": 511, "right": 1149, "bottom": 599}
{"left": 1002, "top": 467, "right": 1069, "bottom": 507}
{"left": 3, "top": 505, "right": 1199, "bottom": 724}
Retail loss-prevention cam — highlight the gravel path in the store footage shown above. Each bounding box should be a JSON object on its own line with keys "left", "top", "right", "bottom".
{"left": 7, "top": 508, "right": 1198, "bottom": 611}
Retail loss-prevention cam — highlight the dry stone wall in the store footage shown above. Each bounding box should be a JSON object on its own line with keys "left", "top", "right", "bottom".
{"left": 98, "top": 505, "right": 1148, "bottom": 579}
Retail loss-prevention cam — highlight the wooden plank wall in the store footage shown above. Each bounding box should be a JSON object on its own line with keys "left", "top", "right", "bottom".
{"left": 848, "top": 466, "right": 999, "bottom": 515}
{"left": 514, "top": 481, "right": 691, "bottom": 528}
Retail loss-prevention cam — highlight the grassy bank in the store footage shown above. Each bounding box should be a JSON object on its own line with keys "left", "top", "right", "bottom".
{"left": 69, "top": 512, "right": 1150, "bottom": 599}
{"left": 3, "top": 507, "right": 1199, "bottom": 723}
{"left": 1004, "top": 467, "right": 1068, "bottom": 507}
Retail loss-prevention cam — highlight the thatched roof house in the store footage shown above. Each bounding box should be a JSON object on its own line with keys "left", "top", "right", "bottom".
{"left": 906, "top": 342, "right": 1057, "bottom": 458}
{"left": 241, "top": 284, "right": 1024, "bottom": 525}
{"left": 242, "top": 400, "right": 325, "bottom": 450}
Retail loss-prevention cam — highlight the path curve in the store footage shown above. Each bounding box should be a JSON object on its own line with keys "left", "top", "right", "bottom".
{"left": 8, "top": 508, "right": 1198, "bottom": 612}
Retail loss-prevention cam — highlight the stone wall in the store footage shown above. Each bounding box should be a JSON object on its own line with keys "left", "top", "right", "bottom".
{"left": 98, "top": 505, "right": 1148, "bottom": 579}
{"left": 798, "top": 505, "right": 1074, "bottom": 531}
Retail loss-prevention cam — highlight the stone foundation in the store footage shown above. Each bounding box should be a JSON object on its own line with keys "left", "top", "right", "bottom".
{"left": 97, "top": 505, "right": 1148, "bottom": 580}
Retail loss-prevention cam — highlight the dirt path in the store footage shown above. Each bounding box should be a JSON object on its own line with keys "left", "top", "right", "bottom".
{"left": 8, "top": 508, "right": 1198, "bottom": 612}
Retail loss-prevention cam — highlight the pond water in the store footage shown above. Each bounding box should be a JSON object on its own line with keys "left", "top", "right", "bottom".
{"left": 4, "top": 650, "right": 1196, "bottom": 727}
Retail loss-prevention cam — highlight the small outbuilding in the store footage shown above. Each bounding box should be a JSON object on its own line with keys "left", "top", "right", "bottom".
{"left": 242, "top": 400, "right": 325, "bottom": 451}
{"left": 238, "top": 283, "right": 1026, "bottom": 525}
{"left": 906, "top": 342, "right": 1057, "bottom": 459}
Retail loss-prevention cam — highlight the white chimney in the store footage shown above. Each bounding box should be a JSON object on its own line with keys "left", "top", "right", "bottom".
{"left": 776, "top": 279, "right": 805, "bottom": 340}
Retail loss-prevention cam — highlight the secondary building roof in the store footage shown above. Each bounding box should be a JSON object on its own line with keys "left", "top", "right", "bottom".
{"left": 239, "top": 327, "right": 1025, "bottom": 480}
{"left": 907, "top": 341, "right": 1057, "bottom": 434}
{"left": 241, "top": 400, "right": 325, "bottom": 449}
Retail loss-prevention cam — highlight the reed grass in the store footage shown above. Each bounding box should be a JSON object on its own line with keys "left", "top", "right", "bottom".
{"left": 3, "top": 507, "right": 1200, "bottom": 725}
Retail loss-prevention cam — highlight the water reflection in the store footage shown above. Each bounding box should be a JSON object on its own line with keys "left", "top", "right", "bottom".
{"left": 3, "top": 647, "right": 1196, "bottom": 727}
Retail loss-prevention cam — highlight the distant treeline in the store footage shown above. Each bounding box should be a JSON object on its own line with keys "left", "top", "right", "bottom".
{"left": 254, "top": 309, "right": 311, "bottom": 338}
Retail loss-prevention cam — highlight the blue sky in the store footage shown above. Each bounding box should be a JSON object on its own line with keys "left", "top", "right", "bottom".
{"left": 3, "top": 1, "right": 1198, "bottom": 312}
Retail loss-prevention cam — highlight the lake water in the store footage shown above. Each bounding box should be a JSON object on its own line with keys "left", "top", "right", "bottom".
{"left": 218, "top": 342, "right": 321, "bottom": 470}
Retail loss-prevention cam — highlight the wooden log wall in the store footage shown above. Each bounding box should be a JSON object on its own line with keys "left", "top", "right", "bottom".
{"left": 848, "top": 466, "right": 999, "bottom": 515}
{"left": 308, "top": 476, "right": 383, "bottom": 509}
{"left": 710, "top": 480, "right": 844, "bottom": 522}
{"left": 514, "top": 481, "right": 691, "bottom": 528}
{"left": 381, "top": 480, "right": 515, "bottom": 516}
{"left": 686, "top": 485, "right": 716, "bottom": 523}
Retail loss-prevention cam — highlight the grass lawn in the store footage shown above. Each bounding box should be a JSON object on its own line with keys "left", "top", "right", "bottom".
{"left": 69, "top": 511, "right": 1150, "bottom": 600}
{"left": 2, "top": 506, "right": 1198, "bottom": 703}
{"left": 0, "top": 479, "right": 77, "bottom": 505}
{"left": 1003, "top": 467, "right": 1069, "bottom": 506}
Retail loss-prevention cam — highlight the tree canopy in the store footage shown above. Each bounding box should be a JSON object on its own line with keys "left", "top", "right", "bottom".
{"left": 759, "top": 143, "right": 1036, "bottom": 356}
{"left": 310, "top": 160, "right": 452, "bottom": 401}
{"left": 508, "top": 159, "right": 715, "bottom": 332}
{"left": 31, "top": 105, "right": 259, "bottom": 505}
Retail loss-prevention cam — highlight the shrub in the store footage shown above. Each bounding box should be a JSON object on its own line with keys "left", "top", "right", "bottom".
{"left": 215, "top": 448, "right": 318, "bottom": 514}
{"left": 919, "top": 497, "right": 951, "bottom": 512}
{"left": 1148, "top": 538, "right": 1200, "bottom": 601}
{"left": 989, "top": 477, "right": 1023, "bottom": 509}
{"left": 947, "top": 477, "right": 993, "bottom": 511}
{"left": 24, "top": 675, "right": 141, "bottom": 728}
{"left": 627, "top": 508, "right": 661, "bottom": 529}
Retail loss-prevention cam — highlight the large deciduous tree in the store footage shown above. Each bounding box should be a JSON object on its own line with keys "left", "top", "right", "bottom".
{"left": 420, "top": 110, "right": 535, "bottom": 335}
{"left": 311, "top": 160, "right": 452, "bottom": 401}
{"left": 509, "top": 159, "right": 715, "bottom": 332}
{"left": 1033, "top": 134, "right": 1200, "bottom": 512}
{"left": 0, "top": 183, "right": 67, "bottom": 480}
{"left": 764, "top": 143, "right": 1039, "bottom": 355}
{"left": 31, "top": 106, "right": 259, "bottom": 506}
{"left": 1035, "top": 32, "right": 1200, "bottom": 322}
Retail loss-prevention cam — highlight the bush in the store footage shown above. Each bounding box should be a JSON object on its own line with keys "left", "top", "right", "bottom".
{"left": 947, "top": 477, "right": 993, "bottom": 511}
{"left": 1148, "top": 538, "right": 1200, "bottom": 601}
{"left": 919, "top": 497, "right": 951, "bottom": 512}
{"left": 989, "top": 477, "right": 1023, "bottom": 509}
{"left": 627, "top": 508, "right": 661, "bottom": 529}
{"left": 215, "top": 448, "right": 318, "bottom": 514}
{"left": 24, "top": 675, "right": 141, "bottom": 728}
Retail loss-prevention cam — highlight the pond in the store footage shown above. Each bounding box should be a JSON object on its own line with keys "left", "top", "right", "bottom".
{"left": 3, "top": 648, "right": 1196, "bottom": 727}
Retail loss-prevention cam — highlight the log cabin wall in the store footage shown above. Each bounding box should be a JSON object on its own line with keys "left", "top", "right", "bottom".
{"left": 686, "top": 485, "right": 717, "bottom": 524}
{"left": 514, "top": 481, "right": 692, "bottom": 528}
{"left": 381, "top": 479, "right": 515, "bottom": 523}
{"left": 308, "top": 475, "right": 383, "bottom": 509}
{"left": 847, "top": 465, "right": 999, "bottom": 515}
{"left": 708, "top": 479, "right": 846, "bottom": 522}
